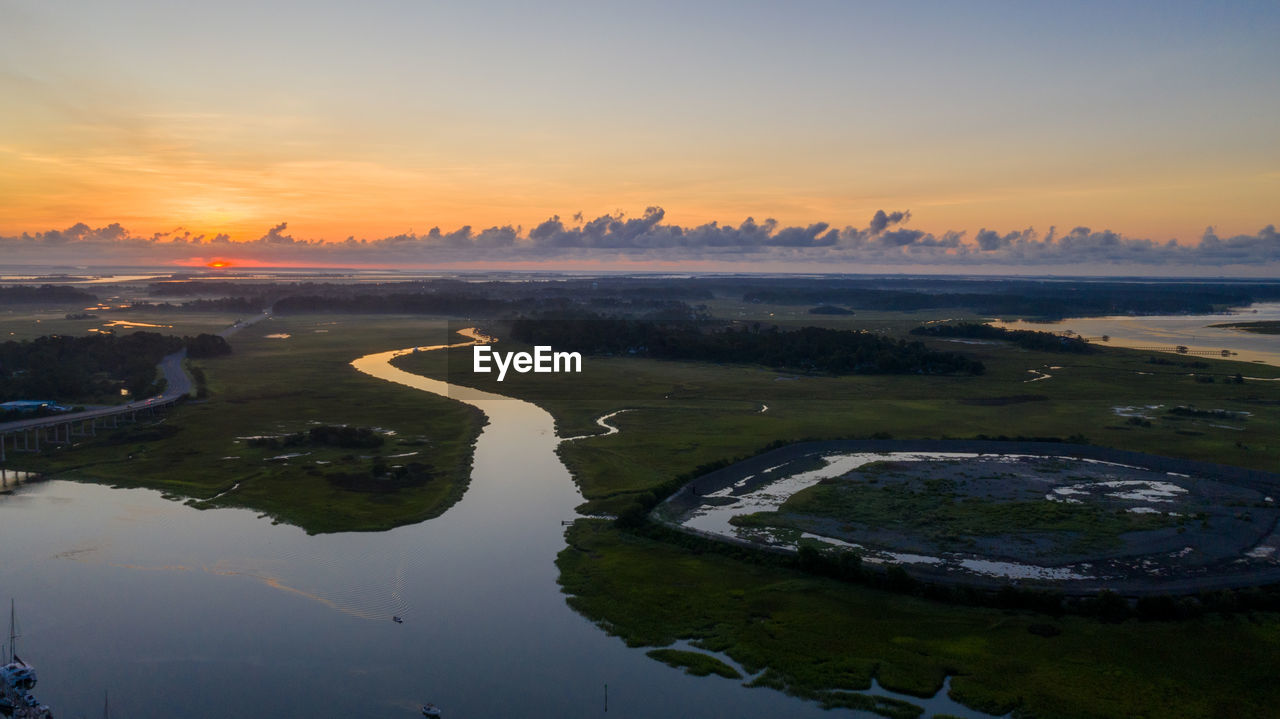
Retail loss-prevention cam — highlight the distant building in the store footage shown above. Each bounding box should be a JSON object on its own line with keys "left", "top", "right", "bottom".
{"left": 0, "top": 401, "right": 72, "bottom": 414}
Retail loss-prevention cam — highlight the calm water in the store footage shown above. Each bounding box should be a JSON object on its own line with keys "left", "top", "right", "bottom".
{"left": 0, "top": 342, "right": 997, "bottom": 718}
{"left": 993, "top": 302, "right": 1280, "bottom": 367}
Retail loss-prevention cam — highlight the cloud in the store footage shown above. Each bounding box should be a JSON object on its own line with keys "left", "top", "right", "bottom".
{"left": 868, "top": 209, "right": 910, "bottom": 235}
{"left": 878, "top": 228, "right": 926, "bottom": 247}
{"left": 1, "top": 210, "right": 1277, "bottom": 270}
{"left": 258, "top": 222, "right": 295, "bottom": 244}
{"left": 766, "top": 222, "right": 837, "bottom": 248}
{"left": 22, "top": 222, "right": 131, "bottom": 246}
{"left": 1195, "top": 224, "right": 1280, "bottom": 264}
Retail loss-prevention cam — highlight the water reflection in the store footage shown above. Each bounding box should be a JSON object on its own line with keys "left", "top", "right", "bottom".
{"left": 992, "top": 302, "right": 1280, "bottom": 366}
{"left": 0, "top": 469, "right": 40, "bottom": 493}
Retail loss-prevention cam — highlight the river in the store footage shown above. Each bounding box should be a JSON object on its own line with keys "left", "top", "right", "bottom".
{"left": 0, "top": 335, "right": 996, "bottom": 718}
{"left": 991, "top": 302, "right": 1280, "bottom": 367}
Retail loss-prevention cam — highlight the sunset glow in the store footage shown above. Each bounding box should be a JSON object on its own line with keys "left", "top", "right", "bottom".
{"left": 0, "top": 1, "right": 1276, "bottom": 273}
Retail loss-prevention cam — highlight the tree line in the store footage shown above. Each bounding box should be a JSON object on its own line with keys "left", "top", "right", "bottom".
{"left": 0, "top": 332, "right": 182, "bottom": 401}
{"left": 0, "top": 332, "right": 231, "bottom": 403}
{"left": 909, "top": 322, "right": 1095, "bottom": 353}
{"left": 0, "top": 284, "right": 97, "bottom": 304}
{"left": 509, "top": 314, "right": 985, "bottom": 375}
{"left": 741, "top": 278, "right": 1280, "bottom": 319}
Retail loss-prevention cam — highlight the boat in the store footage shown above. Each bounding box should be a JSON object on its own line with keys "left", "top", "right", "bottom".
{"left": 421, "top": 703, "right": 442, "bottom": 717}
{"left": 392, "top": 616, "right": 404, "bottom": 624}
{"left": 1, "top": 601, "right": 54, "bottom": 719}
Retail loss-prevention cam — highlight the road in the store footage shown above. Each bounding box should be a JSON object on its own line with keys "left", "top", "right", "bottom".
{"left": 0, "top": 310, "right": 271, "bottom": 435}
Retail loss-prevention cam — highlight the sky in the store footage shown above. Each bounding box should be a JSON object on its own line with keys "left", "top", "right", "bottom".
{"left": 1, "top": 0, "right": 1278, "bottom": 273}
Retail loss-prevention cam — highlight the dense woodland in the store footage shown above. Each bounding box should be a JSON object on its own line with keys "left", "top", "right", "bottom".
{"left": 0, "top": 332, "right": 230, "bottom": 403}
{"left": 146, "top": 278, "right": 715, "bottom": 301}
{"left": 186, "top": 333, "right": 232, "bottom": 358}
{"left": 0, "top": 284, "right": 97, "bottom": 304}
{"left": 909, "top": 322, "right": 1096, "bottom": 353}
{"left": 9, "top": 276, "right": 1280, "bottom": 321}
{"left": 130, "top": 292, "right": 692, "bottom": 318}
{"left": 99, "top": 276, "right": 1280, "bottom": 321}
{"left": 509, "top": 314, "right": 985, "bottom": 375}
{"left": 740, "top": 278, "right": 1280, "bottom": 318}
{"left": 0, "top": 331, "right": 183, "bottom": 402}
{"left": 4, "top": 275, "right": 1274, "bottom": 398}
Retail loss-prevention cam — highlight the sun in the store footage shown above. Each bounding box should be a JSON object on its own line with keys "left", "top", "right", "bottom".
{"left": 206, "top": 260, "right": 232, "bottom": 269}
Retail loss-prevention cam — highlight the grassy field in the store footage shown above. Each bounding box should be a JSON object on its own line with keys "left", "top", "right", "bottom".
{"left": 3, "top": 313, "right": 485, "bottom": 533}
{"left": 0, "top": 305, "right": 245, "bottom": 341}
{"left": 393, "top": 315, "right": 1280, "bottom": 515}
{"left": 561, "top": 519, "right": 1280, "bottom": 719}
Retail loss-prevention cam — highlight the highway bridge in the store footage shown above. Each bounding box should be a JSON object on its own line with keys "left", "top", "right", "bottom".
{"left": 0, "top": 310, "right": 270, "bottom": 463}
{"left": 0, "top": 348, "right": 190, "bottom": 462}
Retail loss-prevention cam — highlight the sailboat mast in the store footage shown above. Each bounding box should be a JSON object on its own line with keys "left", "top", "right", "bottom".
{"left": 8, "top": 598, "right": 15, "bottom": 663}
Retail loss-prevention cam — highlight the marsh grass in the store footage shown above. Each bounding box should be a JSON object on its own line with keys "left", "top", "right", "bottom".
{"left": 560, "top": 519, "right": 1280, "bottom": 719}
{"left": 395, "top": 323, "right": 1280, "bottom": 515}
{"left": 735, "top": 477, "right": 1174, "bottom": 553}
{"left": 5, "top": 314, "right": 485, "bottom": 533}
{"left": 644, "top": 648, "right": 743, "bottom": 679}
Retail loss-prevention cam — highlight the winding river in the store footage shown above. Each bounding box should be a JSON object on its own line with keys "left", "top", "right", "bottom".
{"left": 0, "top": 334, "right": 993, "bottom": 718}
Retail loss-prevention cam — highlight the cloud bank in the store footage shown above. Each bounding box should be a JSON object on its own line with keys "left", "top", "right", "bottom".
{"left": 2, "top": 208, "right": 1277, "bottom": 270}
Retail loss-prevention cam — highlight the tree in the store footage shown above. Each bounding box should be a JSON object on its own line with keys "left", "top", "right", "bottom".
{"left": 186, "top": 333, "right": 232, "bottom": 358}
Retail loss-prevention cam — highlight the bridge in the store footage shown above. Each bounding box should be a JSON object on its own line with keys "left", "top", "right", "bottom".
{"left": 0, "top": 349, "right": 190, "bottom": 462}
{"left": 0, "top": 310, "right": 271, "bottom": 463}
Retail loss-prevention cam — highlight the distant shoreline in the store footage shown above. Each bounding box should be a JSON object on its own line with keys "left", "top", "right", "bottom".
{"left": 1210, "top": 320, "right": 1280, "bottom": 335}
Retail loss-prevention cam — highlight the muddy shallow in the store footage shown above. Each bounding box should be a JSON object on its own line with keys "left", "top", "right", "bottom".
{"left": 661, "top": 440, "right": 1280, "bottom": 595}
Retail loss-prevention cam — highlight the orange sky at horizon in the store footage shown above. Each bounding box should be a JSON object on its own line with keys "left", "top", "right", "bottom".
{"left": 2, "top": 112, "right": 1275, "bottom": 246}
{"left": 3, "top": 140, "right": 1276, "bottom": 246}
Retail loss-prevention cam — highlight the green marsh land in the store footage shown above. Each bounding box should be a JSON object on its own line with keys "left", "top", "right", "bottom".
{"left": 392, "top": 305, "right": 1280, "bottom": 718}
{"left": 3, "top": 313, "right": 484, "bottom": 533}
{"left": 561, "top": 519, "right": 1280, "bottom": 719}
{"left": 8, "top": 292, "right": 1280, "bottom": 717}
{"left": 393, "top": 311, "right": 1280, "bottom": 517}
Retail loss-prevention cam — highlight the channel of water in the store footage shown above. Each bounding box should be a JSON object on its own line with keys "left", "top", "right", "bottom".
{"left": 0, "top": 333, "right": 996, "bottom": 718}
